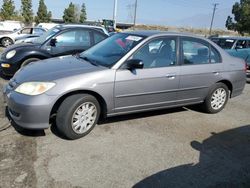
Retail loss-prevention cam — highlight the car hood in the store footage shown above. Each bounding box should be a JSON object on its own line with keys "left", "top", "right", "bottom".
{"left": 5, "top": 43, "right": 41, "bottom": 52}
{"left": 13, "top": 55, "right": 106, "bottom": 83}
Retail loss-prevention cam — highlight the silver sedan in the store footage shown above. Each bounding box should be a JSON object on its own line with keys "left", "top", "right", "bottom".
{"left": 3, "top": 31, "right": 246, "bottom": 139}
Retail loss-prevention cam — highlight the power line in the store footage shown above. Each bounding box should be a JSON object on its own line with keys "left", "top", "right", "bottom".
{"left": 209, "top": 3, "right": 219, "bottom": 35}
{"left": 133, "top": 0, "right": 138, "bottom": 28}
{"left": 113, "top": 0, "right": 118, "bottom": 28}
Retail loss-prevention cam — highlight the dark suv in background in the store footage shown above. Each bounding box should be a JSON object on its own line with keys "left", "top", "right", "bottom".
{"left": 0, "top": 24, "right": 108, "bottom": 76}
{"left": 210, "top": 36, "right": 250, "bottom": 50}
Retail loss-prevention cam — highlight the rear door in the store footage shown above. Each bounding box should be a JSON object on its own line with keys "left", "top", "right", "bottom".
{"left": 177, "top": 37, "right": 223, "bottom": 105}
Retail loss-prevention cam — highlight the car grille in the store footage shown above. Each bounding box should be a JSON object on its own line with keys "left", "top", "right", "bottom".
{"left": 8, "top": 78, "right": 19, "bottom": 90}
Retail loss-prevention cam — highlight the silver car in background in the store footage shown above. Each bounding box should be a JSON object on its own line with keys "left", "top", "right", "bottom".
{"left": 3, "top": 31, "right": 246, "bottom": 139}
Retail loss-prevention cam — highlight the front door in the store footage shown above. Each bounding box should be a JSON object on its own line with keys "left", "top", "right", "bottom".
{"left": 114, "top": 37, "right": 181, "bottom": 113}
{"left": 50, "top": 29, "right": 92, "bottom": 56}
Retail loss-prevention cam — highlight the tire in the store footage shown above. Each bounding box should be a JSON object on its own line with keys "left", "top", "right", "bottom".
{"left": 21, "top": 58, "right": 40, "bottom": 67}
{"left": 56, "top": 94, "right": 100, "bottom": 140}
{"left": 1, "top": 37, "right": 14, "bottom": 47}
{"left": 202, "top": 83, "right": 229, "bottom": 114}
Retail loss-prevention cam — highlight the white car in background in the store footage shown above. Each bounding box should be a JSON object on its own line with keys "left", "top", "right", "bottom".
{"left": 0, "top": 20, "right": 22, "bottom": 32}
{"left": 0, "top": 27, "right": 47, "bottom": 47}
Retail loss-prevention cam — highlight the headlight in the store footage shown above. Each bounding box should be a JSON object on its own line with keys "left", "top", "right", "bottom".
{"left": 15, "top": 82, "right": 56, "bottom": 95}
{"left": 6, "top": 50, "right": 16, "bottom": 59}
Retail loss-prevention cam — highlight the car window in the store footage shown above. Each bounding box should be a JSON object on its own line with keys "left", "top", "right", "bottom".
{"left": 182, "top": 39, "right": 210, "bottom": 65}
{"left": 210, "top": 47, "right": 221, "bottom": 63}
{"left": 235, "top": 40, "right": 250, "bottom": 49}
{"left": 213, "top": 38, "right": 235, "bottom": 49}
{"left": 55, "top": 30, "right": 91, "bottom": 47}
{"left": 21, "top": 28, "right": 31, "bottom": 34}
{"left": 94, "top": 32, "right": 106, "bottom": 44}
{"left": 132, "top": 38, "right": 177, "bottom": 68}
{"left": 33, "top": 28, "right": 45, "bottom": 35}
{"left": 81, "top": 33, "right": 145, "bottom": 67}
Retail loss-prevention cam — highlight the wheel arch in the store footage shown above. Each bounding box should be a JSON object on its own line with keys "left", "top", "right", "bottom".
{"left": 19, "top": 55, "right": 47, "bottom": 67}
{"left": 216, "top": 80, "right": 233, "bottom": 97}
{"left": 50, "top": 90, "right": 108, "bottom": 122}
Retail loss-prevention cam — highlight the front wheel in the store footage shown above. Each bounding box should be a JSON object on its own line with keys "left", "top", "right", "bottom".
{"left": 56, "top": 94, "right": 100, "bottom": 140}
{"left": 1, "top": 37, "right": 14, "bottom": 47}
{"left": 202, "top": 83, "right": 229, "bottom": 114}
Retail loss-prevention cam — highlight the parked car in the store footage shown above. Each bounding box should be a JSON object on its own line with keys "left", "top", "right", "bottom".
{"left": 16, "top": 24, "right": 109, "bottom": 44}
{"left": 3, "top": 31, "right": 246, "bottom": 139}
{"left": 15, "top": 27, "right": 47, "bottom": 44}
{"left": 226, "top": 48, "right": 250, "bottom": 82}
{"left": 209, "top": 36, "right": 250, "bottom": 50}
{"left": 0, "top": 20, "right": 22, "bottom": 32}
{"left": 37, "top": 23, "right": 59, "bottom": 30}
{"left": 0, "top": 25, "right": 108, "bottom": 76}
{"left": 0, "top": 27, "right": 47, "bottom": 47}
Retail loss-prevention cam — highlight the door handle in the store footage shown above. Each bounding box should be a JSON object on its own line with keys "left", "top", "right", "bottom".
{"left": 166, "top": 74, "right": 176, "bottom": 79}
{"left": 213, "top": 71, "right": 220, "bottom": 75}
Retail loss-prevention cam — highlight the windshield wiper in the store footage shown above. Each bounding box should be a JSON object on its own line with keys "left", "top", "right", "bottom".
{"left": 78, "top": 55, "right": 99, "bottom": 66}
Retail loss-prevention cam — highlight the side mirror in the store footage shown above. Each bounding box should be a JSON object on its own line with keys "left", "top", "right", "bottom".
{"left": 126, "top": 59, "right": 144, "bottom": 70}
{"left": 50, "top": 38, "right": 57, "bottom": 46}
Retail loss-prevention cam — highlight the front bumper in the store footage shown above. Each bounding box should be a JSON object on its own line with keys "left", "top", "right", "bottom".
{"left": 3, "top": 84, "right": 57, "bottom": 129}
{"left": 0, "top": 59, "right": 20, "bottom": 76}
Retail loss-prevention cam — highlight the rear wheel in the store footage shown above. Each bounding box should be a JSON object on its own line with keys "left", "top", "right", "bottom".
{"left": 202, "top": 83, "right": 229, "bottom": 113}
{"left": 21, "top": 58, "right": 40, "bottom": 67}
{"left": 56, "top": 94, "right": 100, "bottom": 140}
{"left": 1, "top": 37, "right": 14, "bottom": 47}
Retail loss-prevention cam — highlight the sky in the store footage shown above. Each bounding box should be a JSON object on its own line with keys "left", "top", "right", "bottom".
{"left": 0, "top": 0, "right": 239, "bottom": 29}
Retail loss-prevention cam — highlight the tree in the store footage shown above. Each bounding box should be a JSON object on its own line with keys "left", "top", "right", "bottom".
{"left": 0, "top": 0, "right": 16, "bottom": 20}
{"left": 63, "top": 2, "right": 77, "bottom": 23}
{"left": 226, "top": 0, "right": 250, "bottom": 35}
{"left": 225, "top": 16, "right": 234, "bottom": 30}
{"left": 79, "top": 3, "right": 87, "bottom": 23}
{"left": 35, "top": 0, "right": 52, "bottom": 24}
{"left": 21, "top": 0, "right": 33, "bottom": 25}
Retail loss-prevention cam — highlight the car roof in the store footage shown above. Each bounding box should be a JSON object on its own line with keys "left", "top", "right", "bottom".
{"left": 55, "top": 24, "right": 109, "bottom": 35}
{"left": 211, "top": 36, "right": 250, "bottom": 40}
{"left": 122, "top": 30, "right": 205, "bottom": 39}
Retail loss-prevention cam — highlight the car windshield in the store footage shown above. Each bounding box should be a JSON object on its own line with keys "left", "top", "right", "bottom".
{"left": 80, "top": 33, "right": 145, "bottom": 68}
{"left": 32, "top": 27, "right": 61, "bottom": 44}
{"left": 211, "top": 38, "right": 236, "bottom": 49}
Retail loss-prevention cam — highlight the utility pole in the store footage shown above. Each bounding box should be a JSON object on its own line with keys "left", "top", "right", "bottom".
{"left": 209, "top": 3, "right": 219, "bottom": 36}
{"left": 113, "top": 0, "right": 118, "bottom": 29}
{"left": 133, "top": 0, "right": 138, "bottom": 29}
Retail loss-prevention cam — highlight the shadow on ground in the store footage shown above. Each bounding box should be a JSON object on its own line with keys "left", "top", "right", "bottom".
{"left": 133, "top": 125, "right": 250, "bottom": 188}
{"left": 99, "top": 107, "right": 187, "bottom": 125}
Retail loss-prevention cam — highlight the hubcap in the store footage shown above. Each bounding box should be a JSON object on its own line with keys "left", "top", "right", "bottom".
{"left": 3, "top": 39, "right": 12, "bottom": 46}
{"left": 211, "top": 88, "right": 227, "bottom": 110}
{"left": 71, "top": 102, "right": 97, "bottom": 134}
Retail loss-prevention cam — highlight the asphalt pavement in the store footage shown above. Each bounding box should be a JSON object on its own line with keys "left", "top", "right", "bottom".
{"left": 0, "top": 76, "right": 250, "bottom": 188}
